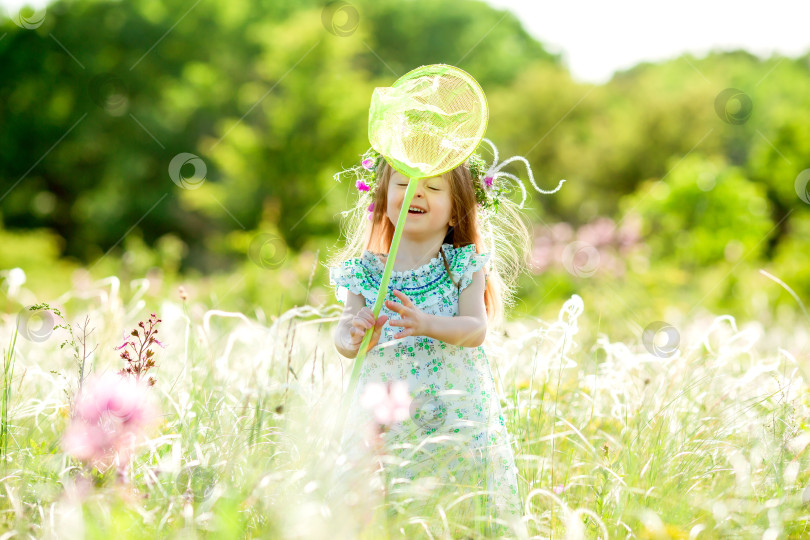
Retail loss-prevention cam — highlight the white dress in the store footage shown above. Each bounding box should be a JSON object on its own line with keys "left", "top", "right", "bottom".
{"left": 329, "top": 243, "right": 525, "bottom": 534}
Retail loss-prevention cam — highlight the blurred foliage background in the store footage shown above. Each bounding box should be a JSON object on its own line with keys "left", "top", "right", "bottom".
{"left": 1, "top": 0, "right": 809, "bottom": 342}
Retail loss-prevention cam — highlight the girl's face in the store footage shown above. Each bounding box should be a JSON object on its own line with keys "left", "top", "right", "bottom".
{"left": 387, "top": 171, "right": 453, "bottom": 235}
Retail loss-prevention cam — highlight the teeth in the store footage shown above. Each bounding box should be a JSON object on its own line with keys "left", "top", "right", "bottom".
{"left": 408, "top": 207, "right": 426, "bottom": 213}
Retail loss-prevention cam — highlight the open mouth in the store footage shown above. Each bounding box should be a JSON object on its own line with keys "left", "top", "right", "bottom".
{"left": 408, "top": 207, "right": 427, "bottom": 215}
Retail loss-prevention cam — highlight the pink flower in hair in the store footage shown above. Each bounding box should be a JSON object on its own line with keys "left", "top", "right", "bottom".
{"left": 484, "top": 176, "right": 494, "bottom": 188}
{"left": 356, "top": 180, "right": 370, "bottom": 192}
{"left": 362, "top": 158, "right": 375, "bottom": 170}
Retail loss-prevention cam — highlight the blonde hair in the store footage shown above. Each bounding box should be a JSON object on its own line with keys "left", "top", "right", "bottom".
{"left": 325, "top": 157, "right": 533, "bottom": 333}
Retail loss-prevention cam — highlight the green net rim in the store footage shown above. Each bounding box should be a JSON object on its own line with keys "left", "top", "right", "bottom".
{"left": 373, "top": 63, "right": 490, "bottom": 180}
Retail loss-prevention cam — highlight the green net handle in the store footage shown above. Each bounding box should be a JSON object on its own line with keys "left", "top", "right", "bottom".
{"left": 333, "top": 178, "right": 420, "bottom": 438}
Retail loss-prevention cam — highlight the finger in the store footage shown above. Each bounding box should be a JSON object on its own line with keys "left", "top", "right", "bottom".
{"left": 394, "top": 328, "right": 411, "bottom": 339}
{"left": 352, "top": 325, "right": 368, "bottom": 337}
{"left": 384, "top": 299, "right": 402, "bottom": 313}
{"left": 393, "top": 289, "right": 413, "bottom": 306}
{"left": 352, "top": 319, "right": 370, "bottom": 330}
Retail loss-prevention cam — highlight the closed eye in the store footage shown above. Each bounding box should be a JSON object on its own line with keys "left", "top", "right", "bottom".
{"left": 397, "top": 183, "right": 439, "bottom": 191}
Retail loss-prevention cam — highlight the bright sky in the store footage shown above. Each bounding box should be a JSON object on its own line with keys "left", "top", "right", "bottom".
{"left": 0, "top": 0, "right": 47, "bottom": 14}
{"left": 483, "top": 0, "right": 810, "bottom": 84}
{"left": 3, "top": 0, "right": 809, "bottom": 85}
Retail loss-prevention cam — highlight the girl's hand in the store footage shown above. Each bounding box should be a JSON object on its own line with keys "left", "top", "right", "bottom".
{"left": 386, "top": 290, "right": 429, "bottom": 339}
{"left": 348, "top": 307, "right": 388, "bottom": 351}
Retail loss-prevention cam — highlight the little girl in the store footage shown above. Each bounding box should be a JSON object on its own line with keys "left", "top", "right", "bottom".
{"left": 327, "top": 140, "right": 563, "bottom": 537}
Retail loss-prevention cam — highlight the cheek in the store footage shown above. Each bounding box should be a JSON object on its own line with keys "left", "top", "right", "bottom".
{"left": 385, "top": 188, "right": 398, "bottom": 208}
{"left": 387, "top": 193, "right": 400, "bottom": 212}
{"left": 436, "top": 196, "right": 452, "bottom": 216}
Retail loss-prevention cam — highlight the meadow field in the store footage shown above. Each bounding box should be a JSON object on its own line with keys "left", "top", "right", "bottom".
{"left": 3, "top": 0, "right": 810, "bottom": 537}
{"left": 1, "top": 271, "right": 809, "bottom": 539}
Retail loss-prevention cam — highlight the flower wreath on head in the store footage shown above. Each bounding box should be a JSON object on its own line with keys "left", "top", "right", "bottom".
{"left": 333, "top": 138, "right": 566, "bottom": 220}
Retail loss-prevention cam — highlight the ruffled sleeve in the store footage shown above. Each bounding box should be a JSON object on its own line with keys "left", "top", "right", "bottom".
{"left": 450, "top": 244, "right": 492, "bottom": 293}
{"left": 328, "top": 258, "right": 365, "bottom": 305}
{"left": 328, "top": 253, "right": 383, "bottom": 305}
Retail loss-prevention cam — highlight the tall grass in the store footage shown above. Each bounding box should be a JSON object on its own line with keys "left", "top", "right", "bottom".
{"left": 1, "top": 313, "right": 18, "bottom": 463}
{"left": 0, "top": 274, "right": 807, "bottom": 538}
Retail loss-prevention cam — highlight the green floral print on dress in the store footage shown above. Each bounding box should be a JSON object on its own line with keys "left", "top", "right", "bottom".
{"left": 330, "top": 243, "right": 526, "bottom": 536}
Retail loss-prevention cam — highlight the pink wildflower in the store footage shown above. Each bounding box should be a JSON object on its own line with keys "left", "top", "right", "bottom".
{"left": 553, "top": 483, "right": 566, "bottom": 494}
{"left": 62, "top": 373, "right": 159, "bottom": 471}
{"left": 356, "top": 180, "right": 370, "bottom": 192}
{"left": 577, "top": 217, "right": 615, "bottom": 248}
{"left": 117, "top": 313, "right": 163, "bottom": 386}
{"left": 361, "top": 158, "right": 374, "bottom": 170}
{"left": 484, "top": 176, "right": 493, "bottom": 188}
{"left": 360, "top": 381, "right": 412, "bottom": 425}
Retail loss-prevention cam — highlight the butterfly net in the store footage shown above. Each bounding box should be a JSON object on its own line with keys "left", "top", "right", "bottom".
{"left": 368, "top": 64, "right": 489, "bottom": 179}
